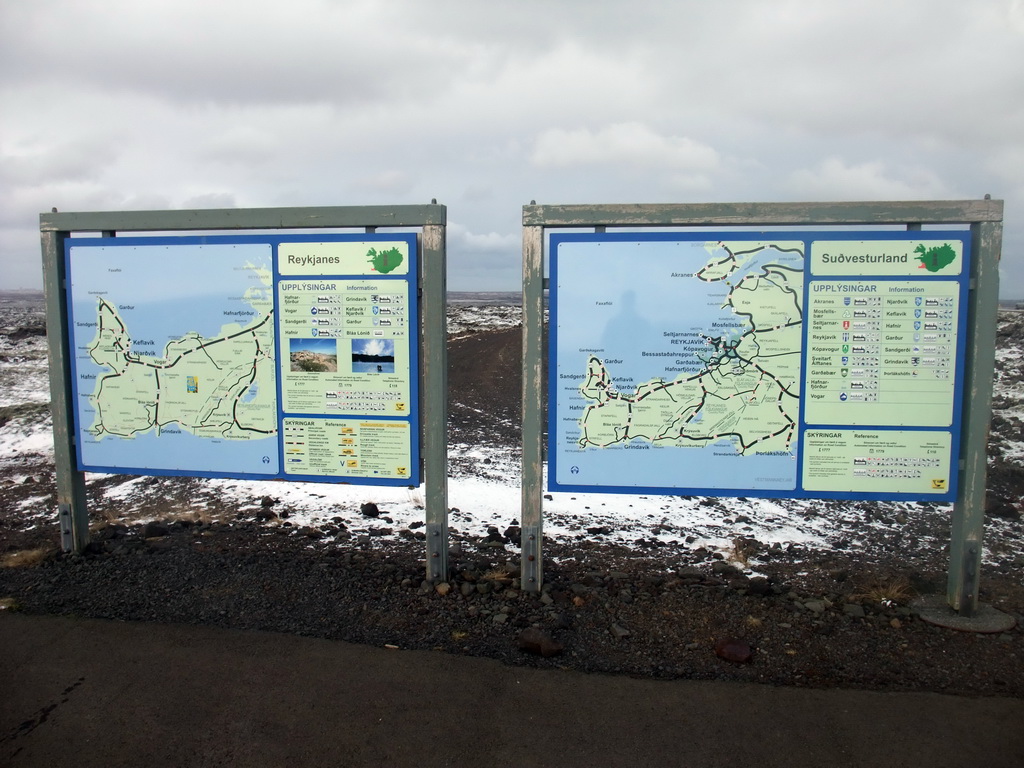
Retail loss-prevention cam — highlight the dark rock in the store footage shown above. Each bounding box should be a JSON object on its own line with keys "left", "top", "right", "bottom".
{"left": 711, "top": 561, "right": 741, "bottom": 577}
{"left": 517, "top": 627, "right": 563, "bottom": 657}
{"left": 746, "top": 577, "right": 772, "bottom": 596}
{"left": 843, "top": 603, "right": 866, "bottom": 618}
{"left": 142, "top": 521, "right": 169, "bottom": 538}
{"left": 610, "top": 623, "right": 631, "bottom": 639}
{"left": 714, "top": 637, "right": 754, "bottom": 663}
{"left": 260, "top": 496, "right": 277, "bottom": 508}
{"left": 360, "top": 502, "right": 380, "bottom": 518}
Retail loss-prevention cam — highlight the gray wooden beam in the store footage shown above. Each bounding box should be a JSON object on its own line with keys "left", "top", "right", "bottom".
{"left": 524, "top": 200, "right": 1003, "bottom": 228}
{"left": 421, "top": 224, "right": 449, "bottom": 582}
{"left": 40, "top": 230, "right": 89, "bottom": 552}
{"left": 520, "top": 224, "right": 545, "bottom": 591}
{"left": 41, "top": 204, "right": 445, "bottom": 233}
{"left": 947, "top": 219, "right": 1002, "bottom": 615}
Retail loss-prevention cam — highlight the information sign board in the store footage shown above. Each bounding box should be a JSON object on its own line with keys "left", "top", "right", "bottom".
{"left": 549, "top": 231, "right": 969, "bottom": 501}
{"left": 64, "top": 233, "right": 419, "bottom": 485}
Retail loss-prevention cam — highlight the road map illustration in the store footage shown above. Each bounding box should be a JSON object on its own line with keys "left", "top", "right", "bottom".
{"left": 551, "top": 236, "right": 805, "bottom": 493}
{"left": 68, "top": 242, "right": 280, "bottom": 475}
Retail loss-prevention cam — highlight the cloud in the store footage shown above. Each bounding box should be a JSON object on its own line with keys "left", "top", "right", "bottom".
{"left": 445, "top": 221, "right": 520, "bottom": 291}
{"left": 786, "top": 157, "right": 954, "bottom": 201}
{"left": 531, "top": 123, "right": 719, "bottom": 174}
{"left": 0, "top": 136, "right": 119, "bottom": 187}
{"left": 181, "top": 192, "right": 238, "bottom": 209}
{"left": 0, "top": 0, "right": 1021, "bottom": 297}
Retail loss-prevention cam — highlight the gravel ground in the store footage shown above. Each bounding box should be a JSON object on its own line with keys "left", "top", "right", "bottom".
{"left": 1, "top": 303, "right": 1022, "bottom": 697}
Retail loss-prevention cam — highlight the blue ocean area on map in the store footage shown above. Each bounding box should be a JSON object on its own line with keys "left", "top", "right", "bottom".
{"left": 553, "top": 237, "right": 804, "bottom": 493}
{"left": 557, "top": 441, "right": 797, "bottom": 491}
{"left": 78, "top": 430, "right": 278, "bottom": 476}
{"left": 69, "top": 243, "right": 273, "bottom": 352}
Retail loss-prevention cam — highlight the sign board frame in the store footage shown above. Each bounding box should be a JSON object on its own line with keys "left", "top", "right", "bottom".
{"left": 548, "top": 229, "right": 972, "bottom": 502}
{"left": 41, "top": 205, "right": 450, "bottom": 579}
{"left": 521, "top": 200, "right": 1002, "bottom": 617}
{"left": 64, "top": 232, "right": 421, "bottom": 486}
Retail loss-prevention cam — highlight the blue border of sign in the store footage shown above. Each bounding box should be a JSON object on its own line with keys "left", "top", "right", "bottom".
{"left": 64, "top": 233, "right": 420, "bottom": 486}
{"left": 548, "top": 230, "right": 971, "bottom": 502}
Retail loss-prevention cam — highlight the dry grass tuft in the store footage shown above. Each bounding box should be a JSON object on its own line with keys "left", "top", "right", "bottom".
{"left": 729, "top": 537, "right": 757, "bottom": 567}
{"left": 1, "top": 548, "right": 52, "bottom": 569}
{"left": 852, "top": 575, "right": 916, "bottom": 606}
{"left": 482, "top": 566, "right": 514, "bottom": 583}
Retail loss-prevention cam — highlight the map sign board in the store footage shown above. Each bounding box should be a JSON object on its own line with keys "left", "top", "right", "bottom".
{"left": 64, "top": 233, "right": 419, "bottom": 485}
{"left": 549, "top": 231, "right": 970, "bottom": 501}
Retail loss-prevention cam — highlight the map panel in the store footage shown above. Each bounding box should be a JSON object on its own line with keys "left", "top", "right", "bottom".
{"left": 68, "top": 242, "right": 279, "bottom": 475}
{"left": 552, "top": 237, "right": 804, "bottom": 493}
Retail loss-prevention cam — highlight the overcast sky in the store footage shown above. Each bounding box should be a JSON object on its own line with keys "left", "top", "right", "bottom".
{"left": 2, "top": 0, "right": 1022, "bottom": 296}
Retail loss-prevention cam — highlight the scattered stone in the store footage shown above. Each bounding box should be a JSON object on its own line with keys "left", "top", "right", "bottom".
{"left": 610, "top": 623, "right": 631, "bottom": 639}
{"left": 843, "top": 603, "right": 866, "bottom": 618}
{"left": 517, "top": 627, "right": 563, "bottom": 657}
{"left": 803, "top": 600, "right": 827, "bottom": 614}
{"left": 711, "top": 561, "right": 741, "bottom": 578}
{"left": 360, "top": 502, "right": 380, "bottom": 518}
{"left": 142, "top": 521, "right": 169, "bottom": 538}
{"left": 676, "top": 566, "right": 705, "bottom": 581}
{"left": 714, "top": 637, "right": 754, "bottom": 663}
{"left": 746, "top": 577, "right": 772, "bottom": 596}
{"left": 435, "top": 582, "right": 451, "bottom": 596}
{"left": 260, "top": 496, "right": 277, "bottom": 508}
{"left": 460, "top": 582, "right": 474, "bottom": 597}
{"left": 492, "top": 613, "right": 509, "bottom": 625}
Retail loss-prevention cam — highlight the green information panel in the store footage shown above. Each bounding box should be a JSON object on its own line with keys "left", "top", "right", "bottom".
{"left": 282, "top": 418, "right": 412, "bottom": 479}
{"left": 802, "top": 429, "right": 952, "bottom": 494}
{"left": 805, "top": 280, "right": 959, "bottom": 427}
{"left": 278, "top": 279, "right": 412, "bottom": 416}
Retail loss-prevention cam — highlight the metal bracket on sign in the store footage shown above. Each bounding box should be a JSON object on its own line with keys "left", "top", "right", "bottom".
{"left": 958, "top": 540, "right": 979, "bottom": 617}
{"left": 425, "top": 522, "right": 447, "bottom": 582}
{"left": 521, "top": 525, "right": 541, "bottom": 592}
{"left": 58, "top": 504, "right": 74, "bottom": 552}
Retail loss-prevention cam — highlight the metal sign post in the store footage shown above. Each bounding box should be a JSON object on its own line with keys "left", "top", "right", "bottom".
{"left": 521, "top": 200, "right": 1003, "bottom": 622}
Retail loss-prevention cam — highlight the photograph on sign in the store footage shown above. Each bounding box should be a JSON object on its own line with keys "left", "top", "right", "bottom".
{"left": 64, "top": 233, "right": 419, "bottom": 486}
{"left": 549, "top": 231, "right": 970, "bottom": 502}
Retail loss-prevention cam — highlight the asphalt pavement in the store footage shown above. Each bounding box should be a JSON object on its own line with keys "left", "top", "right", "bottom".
{"left": 2, "top": 613, "right": 1022, "bottom": 767}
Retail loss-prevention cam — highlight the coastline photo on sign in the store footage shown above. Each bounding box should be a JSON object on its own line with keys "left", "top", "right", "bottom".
{"left": 352, "top": 338, "right": 395, "bottom": 374}
{"left": 289, "top": 337, "right": 338, "bottom": 373}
